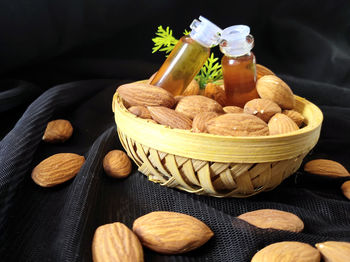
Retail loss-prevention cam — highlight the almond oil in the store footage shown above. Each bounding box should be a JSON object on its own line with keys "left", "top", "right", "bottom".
{"left": 151, "top": 16, "right": 222, "bottom": 96}
{"left": 220, "top": 25, "right": 258, "bottom": 107}
{"left": 151, "top": 36, "right": 210, "bottom": 96}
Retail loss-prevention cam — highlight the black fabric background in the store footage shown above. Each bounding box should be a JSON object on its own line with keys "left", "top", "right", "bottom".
{"left": 1, "top": 0, "right": 350, "bottom": 261}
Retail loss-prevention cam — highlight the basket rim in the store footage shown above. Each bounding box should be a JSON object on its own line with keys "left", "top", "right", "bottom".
{"left": 113, "top": 91, "right": 323, "bottom": 163}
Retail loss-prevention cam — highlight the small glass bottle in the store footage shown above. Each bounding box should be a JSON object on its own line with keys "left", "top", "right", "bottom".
{"left": 151, "top": 16, "right": 222, "bottom": 96}
{"left": 220, "top": 25, "right": 259, "bottom": 107}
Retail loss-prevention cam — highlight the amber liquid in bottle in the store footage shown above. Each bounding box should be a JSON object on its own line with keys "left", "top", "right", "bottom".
{"left": 222, "top": 53, "right": 258, "bottom": 107}
{"left": 151, "top": 36, "right": 210, "bottom": 96}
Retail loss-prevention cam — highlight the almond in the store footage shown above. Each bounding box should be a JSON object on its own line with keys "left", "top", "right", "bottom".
{"left": 132, "top": 211, "right": 214, "bottom": 254}
{"left": 256, "top": 64, "right": 275, "bottom": 80}
{"left": 192, "top": 112, "right": 220, "bottom": 133}
{"left": 132, "top": 211, "right": 213, "bottom": 254}
{"left": 182, "top": 79, "right": 200, "bottom": 96}
{"left": 206, "top": 113, "right": 269, "bottom": 137}
{"left": 128, "top": 106, "right": 152, "bottom": 119}
{"left": 315, "top": 241, "right": 350, "bottom": 262}
{"left": 268, "top": 113, "right": 299, "bottom": 135}
{"left": 117, "top": 82, "right": 175, "bottom": 108}
{"left": 252, "top": 241, "right": 321, "bottom": 262}
{"left": 92, "top": 222, "right": 143, "bottom": 262}
{"left": 256, "top": 75, "right": 295, "bottom": 109}
{"left": 223, "top": 106, "right": 244, "bottom": 114}
{"left": 304, "top": 159, "right": 350, "bottom": 178}
{"left": 204, "top": 83, "right": 226, "bottom": 106}
{"left": 42, "top": 119, "right": 73, "bottom": 143}
{"left": 237, "top": 209, "right": 304, "bottom": 232}
{"left": 31, "top": 153, "right": 85, "bottom": 187}
{"left": 244, "top": 98, "right": 282, "bottom": 122}
{"left": 148, "top": 106, "right": 192, "bottom": 130}
{"left": 175, "top": 95, "right": 223, "bottom": 120}
{"left": 103, "top": 150, "right": 132, "bottom": 178}
{"left": 283, "top": 109, "right": 305, "bottom": 127}
{"left": 341, "top": 181, "right": 350, "bottom": 200}
{"left": 174, "top": 95, "right": 184, "bottom": 105}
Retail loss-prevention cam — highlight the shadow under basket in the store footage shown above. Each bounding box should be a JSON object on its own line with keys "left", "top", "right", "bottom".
{"left": 113, "top": 92, "right": 323, "bottom": 198}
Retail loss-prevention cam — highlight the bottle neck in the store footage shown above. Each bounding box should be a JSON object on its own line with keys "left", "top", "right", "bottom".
{"left": 224, "top": 51, "right": 252, "bottom": 59}
{"left": 189, "top": 34, "right": 212, "bottom": 48}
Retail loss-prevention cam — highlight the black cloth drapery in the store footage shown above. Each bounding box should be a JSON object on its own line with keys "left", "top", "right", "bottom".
{"left": 1, "top": 1, "right": 350, "bottom": 261}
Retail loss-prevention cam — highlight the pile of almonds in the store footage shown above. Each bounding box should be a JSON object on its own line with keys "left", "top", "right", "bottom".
{"left": 237, "top": 208, "right": 350, "bottom": 261}
{"left": 92, "top": 211, "right": 214, "bottom": 262}
{"left": 32, "top": 120, "right": 132, "bottom": 187}
{"left": 32, "top": 119, "right": 86, "bottom": 187}
{"left": 91, "top": 207, "right": 350, "bottom": 261}
{"left": 118, "top": 69, "right": 305, "bottom": 137}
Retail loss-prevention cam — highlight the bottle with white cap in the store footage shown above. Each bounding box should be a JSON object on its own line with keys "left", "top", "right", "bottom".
{"left": 219, "top": 25, "right": 258, "bottom": 107}
{"left": 150, "top": 16, "right": 222, "bottom": 96}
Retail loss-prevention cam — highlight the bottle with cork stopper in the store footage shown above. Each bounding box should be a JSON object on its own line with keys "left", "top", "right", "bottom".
{"left": 220, "top": 25, "right": 259, "bottom": 107}
{"left": 150, "top": 16, "right": 222, "bottom": 96}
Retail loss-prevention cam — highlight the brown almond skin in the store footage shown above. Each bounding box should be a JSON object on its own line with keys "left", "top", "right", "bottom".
{"left": 174, "top": 95, "right": 185, "bottom": 105}
{"left": 238, "top": 209, "right": 304, "bottom": 232}
{"left": 341, "top": 181, "right": 350, "bottom": 200}
{"left": 315, "top": 241, "right": 350, "bottom": 262}
{"left": 182, "top": 79, "right": 200, "bottom": 96}
{"left": 128, "top": 106, "right": 152, "bottom": 119}
{"left": 256, "top": 64, "right": 275, "bottom": 80}
{"left": 32, "top": 153, "right": 85, "bottom": 187}
{"left": 223, "top": 106, "right": 244, "bottom": 114}
{"left": 175, "top": 95, "right": 224, "bottom": 119}
{"left": 304, "top": 159, "right": 350, "bottom": 178}
{"left": 117, "top": 82, "right": 175, "bottom": 108}
{"left": 252, "top": 241, "right": 321, "bottom": 262}
{"left": 148, "top": 106, "right": 192, "bottom": 130}
{"left": 204, "top": 83, "right": 226, "bottom": 106}
{"left": 256, "top": 75, "right": 295, "bottom": 109}
{"left": 103, "top": 150, "right": 132, "bottom": 178}
{"left": 206, "top": 113, "right": 269, "bottom": 137}
{"left": 282, "top": 109, "right": 305, "bottom": 127}
{"left": 268, "top": 113, "right": 299, "bottom": 135}
{"left": 92, "top": 222, "right": 144, "bottom": 262}
{"left": 42, "top": 119, "right": 73, "bottom": 143}
{"left": 132, "top": 211, "right": 214, "bottom": 254}
{"left": 244, "top": 98, "right": 282, "bottom": 122}
{"left": 192, "top": 112, "right": 220, "bottom": 133}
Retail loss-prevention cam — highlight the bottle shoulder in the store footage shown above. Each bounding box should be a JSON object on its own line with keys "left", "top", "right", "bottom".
{"left": 222, "top": 52, "right": 256, "bottom": 66}
{"left": 179, "top": 36, "right": 210, "bottom": 52}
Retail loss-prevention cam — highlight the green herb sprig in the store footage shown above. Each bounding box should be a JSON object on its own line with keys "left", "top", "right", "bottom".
{"left": 152, "top": 26, "right": 223, "bottom": 89}
{"left": 195, "top": 53, "right": 223, "bottom": 88}
{"left": 152, "top": 26, "right": 178, "bottom": 54}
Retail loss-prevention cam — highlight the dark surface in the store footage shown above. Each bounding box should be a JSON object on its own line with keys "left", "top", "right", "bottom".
{"left": 1, "top": 0, "right": 350, "bottom": 261}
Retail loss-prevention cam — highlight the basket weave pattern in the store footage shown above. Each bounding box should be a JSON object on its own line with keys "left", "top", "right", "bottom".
{"left": 118, "top": 129, "right": 307, "bottom": 197}
{"left": 113, "top": 91, "right": 323, "bottom": 197}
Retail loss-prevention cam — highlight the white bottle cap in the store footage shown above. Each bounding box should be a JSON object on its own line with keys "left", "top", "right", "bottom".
{"left": 189, "top": 16, "right": 222, "bottom": 48}
{"left": 220, "top": 25, "right": 254, "bottom": 56}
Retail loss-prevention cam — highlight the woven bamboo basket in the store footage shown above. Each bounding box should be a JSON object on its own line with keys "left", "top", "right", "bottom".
{"left": 112, "top": 90, "right": 323, "bottom": 197}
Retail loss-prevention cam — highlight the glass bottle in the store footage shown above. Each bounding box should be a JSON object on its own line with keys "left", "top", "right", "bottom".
{"left": 151, "top": 16, "right": 222, "bottom": 96}
{"left": 220, "top": 25, "right": 259, "bottom": 107}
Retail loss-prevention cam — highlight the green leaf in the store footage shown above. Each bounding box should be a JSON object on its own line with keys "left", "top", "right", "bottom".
{"left": 152, "top": 25, "right": 178, "bottom": 54}
{"left": 197, "top": 53, "right": 223, "bottom": 89}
